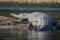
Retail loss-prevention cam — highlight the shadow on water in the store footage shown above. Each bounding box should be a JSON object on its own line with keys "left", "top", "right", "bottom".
{"left": 0, "top": 26, "right": 60, "bottom": 40}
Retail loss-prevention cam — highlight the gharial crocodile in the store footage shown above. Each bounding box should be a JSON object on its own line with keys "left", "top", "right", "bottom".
{"left": 11, "top": 12, "right": 59, "bottom": 32}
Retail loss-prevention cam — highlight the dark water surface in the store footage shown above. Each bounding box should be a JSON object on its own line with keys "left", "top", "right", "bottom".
{"left": 0, "top": 5, "right": 60, "bottom": 12}
{"left": 0, "top": 26, "right": 60, "bottom": 40}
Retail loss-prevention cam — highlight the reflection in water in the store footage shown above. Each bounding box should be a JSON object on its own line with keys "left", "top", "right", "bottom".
{"left": 27, "top": 31, "right": 57, "bottom": 40}
{"left": 0, "top": 26, "right": 60, "bottom": 40}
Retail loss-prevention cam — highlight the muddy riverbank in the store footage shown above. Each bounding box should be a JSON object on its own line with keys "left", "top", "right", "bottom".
{"left": 0, "top": 16, "right": 27, "bottom": 26}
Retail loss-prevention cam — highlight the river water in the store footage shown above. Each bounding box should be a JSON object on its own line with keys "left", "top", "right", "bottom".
{"left": 0, "top": 5, "right": 60, "bottom": 11}
{"left": 0, "top": 26, "right": 60, "bottom": 40}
